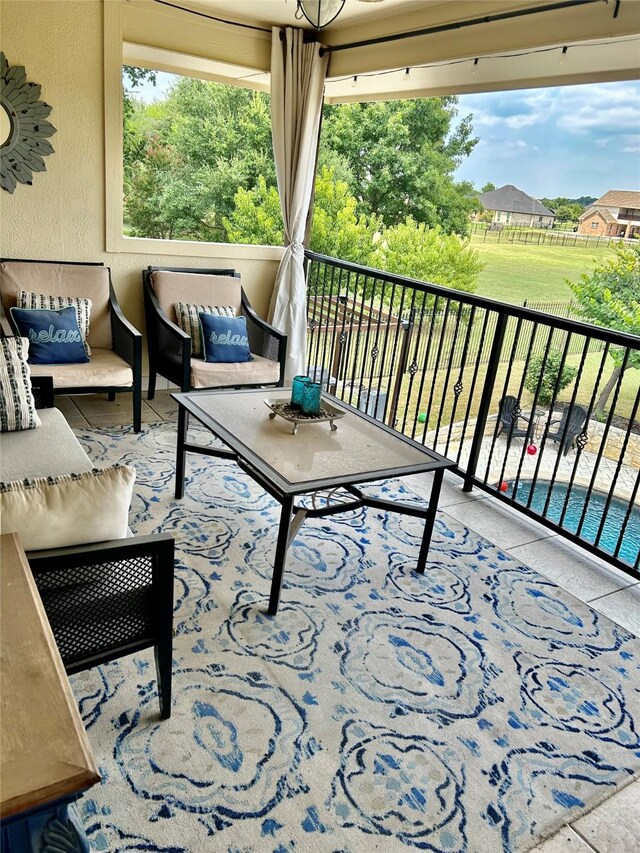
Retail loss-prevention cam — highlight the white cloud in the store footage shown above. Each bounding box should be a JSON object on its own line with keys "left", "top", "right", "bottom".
{"left": 504, "top": 114, "right": 539, "bottom": 129}
{"left": 594, "top": 138, "right": 610, "bottom": 149}
{"left": 559, "top": 105, "right": 640, "bottom": 133}
{"left": 622, "top": 145, "right": 640, "bottom": 153}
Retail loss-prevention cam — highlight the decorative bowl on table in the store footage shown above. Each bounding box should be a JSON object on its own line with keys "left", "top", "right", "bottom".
{"left": 264, "top": 398, "right": 346, "bottom": 435}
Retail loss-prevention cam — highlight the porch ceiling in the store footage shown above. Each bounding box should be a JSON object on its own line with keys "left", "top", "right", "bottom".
{"left": 126, "top": 0, "right": 640, "bottom": 99}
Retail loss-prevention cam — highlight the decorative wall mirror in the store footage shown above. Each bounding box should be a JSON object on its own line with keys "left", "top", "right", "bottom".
{"left": 1, "top": 52, "right": 56, "bottom": 193}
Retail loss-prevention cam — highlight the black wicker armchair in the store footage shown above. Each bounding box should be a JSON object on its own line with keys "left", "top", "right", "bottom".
{"left": 0, "top": 258, "right": 143, "bottom": 431}
{"left": 143, "top": 266, "right": 286, "bottom": 398}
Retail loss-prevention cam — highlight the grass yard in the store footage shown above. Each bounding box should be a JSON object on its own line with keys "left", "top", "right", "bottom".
{"left": 393, "top": 351, "right": 639, "bottom": 437}
{"left": 469, "top": 234, "right": 613, "bottom": 305}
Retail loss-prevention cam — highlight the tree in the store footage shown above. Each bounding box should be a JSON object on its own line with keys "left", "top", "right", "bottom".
{"left": 524, "top": 351, "right": 578, "bottom": 406}
{"left": 480, "top": 182, "right": 496, "bottom": 193}
{"left": 225, "top": 167, "right": 484, "bottom": 303}
{"left": 371, "top": 218, "right": 483, "bottom": 296}
{"left": 319, "top": 98, "right": 479, "bottom": 236}
{"left": 568, "top": 244, "right": 640, "bottom": 414}
{"left": 123, "top": 75, "right": 276, "bottom": 241}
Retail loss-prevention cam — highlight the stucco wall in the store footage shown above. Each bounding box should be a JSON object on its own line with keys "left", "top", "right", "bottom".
{"left": 0, "top": 0, "right": 282, "bottom": 371}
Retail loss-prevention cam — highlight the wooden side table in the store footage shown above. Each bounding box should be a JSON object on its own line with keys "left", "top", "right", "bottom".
{"left": 0, "top": 533, "right": 100, "bottom": 852}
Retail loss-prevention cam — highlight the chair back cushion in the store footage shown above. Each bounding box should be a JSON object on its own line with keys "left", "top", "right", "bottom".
{"left": 151, "top": 271, "right": 242, "bottom": 326}
{"left": 0, "top": 262, "right": 112, "bottom": 350}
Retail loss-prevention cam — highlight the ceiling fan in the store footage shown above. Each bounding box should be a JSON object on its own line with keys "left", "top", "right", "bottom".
{"left": 296, "top": 0, "right": 387, "bottom": 30}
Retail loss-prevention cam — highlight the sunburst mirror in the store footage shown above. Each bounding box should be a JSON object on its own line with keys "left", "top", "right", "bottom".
{"left": 1, "top": 53, "right": 56, "bottom": 193}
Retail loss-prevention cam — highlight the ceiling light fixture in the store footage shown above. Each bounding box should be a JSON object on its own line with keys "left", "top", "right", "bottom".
{"left": 295, "top": 0, "right": 346, "bottom": 29}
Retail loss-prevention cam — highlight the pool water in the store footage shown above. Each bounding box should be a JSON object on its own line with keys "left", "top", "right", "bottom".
{"left": 510, "top": 480, "right": 640, "bottom": 568}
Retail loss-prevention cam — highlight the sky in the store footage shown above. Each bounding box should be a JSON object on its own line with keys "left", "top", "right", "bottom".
{"left": 455, "top": 80, "right": 640, "bottom": 199}
{"left": 133, "top": 74, "right": 640, "bottom": 201}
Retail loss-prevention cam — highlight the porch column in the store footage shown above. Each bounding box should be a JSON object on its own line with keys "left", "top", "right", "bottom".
{"left": 268, "top": 27, "right": 329, "bottom": 381}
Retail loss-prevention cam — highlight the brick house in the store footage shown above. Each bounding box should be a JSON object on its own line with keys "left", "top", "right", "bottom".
{"left": 578, "top": 190, "right": 640, "bottom": 238}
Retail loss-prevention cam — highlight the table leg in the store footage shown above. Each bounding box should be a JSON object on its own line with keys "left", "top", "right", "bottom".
{"left": 175, "top": 404, "right": 188, "bottom": 500}
{"left": 268, "top": 496, "right": 294, "bottom": 616}
{"left": 416, "top": 468, "right": 444, "bottom": 574}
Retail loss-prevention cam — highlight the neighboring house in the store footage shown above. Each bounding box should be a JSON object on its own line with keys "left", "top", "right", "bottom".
{"left": 476, "top": 184, "right": 556, "bottom": 228}
{"left": 577, "top": 190, "right": 640, "bottom": 238}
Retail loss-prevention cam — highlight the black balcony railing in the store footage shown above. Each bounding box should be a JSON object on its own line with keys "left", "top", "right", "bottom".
{"left": 305, "top": 251, "right": 640, "bottom": 578}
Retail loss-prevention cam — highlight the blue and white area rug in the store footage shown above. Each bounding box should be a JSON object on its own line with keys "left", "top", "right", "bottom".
{"left": 72, "top": 421, "right": 640, "bottom": 853}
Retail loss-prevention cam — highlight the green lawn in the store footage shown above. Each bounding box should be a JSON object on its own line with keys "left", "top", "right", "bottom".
{"left": 470, "top": 235, "right": 613, "bottom": 305}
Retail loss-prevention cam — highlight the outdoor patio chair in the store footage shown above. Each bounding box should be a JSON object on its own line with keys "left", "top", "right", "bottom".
{"left": 143, "top": 266, "right": 286, "bottom": 398}
{"left": 547, "top": 404, "right": 588, "bottom": 456}
{"left": 0, "top": 258, "right": 143, "bottom": 431}
{"left": 497, "top": 395, "right": 532, "bottom": 440}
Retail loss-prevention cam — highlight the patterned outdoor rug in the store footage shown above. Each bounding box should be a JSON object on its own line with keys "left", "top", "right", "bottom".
{"left": 71, "top": 421, "right": 640, "bottom": 853}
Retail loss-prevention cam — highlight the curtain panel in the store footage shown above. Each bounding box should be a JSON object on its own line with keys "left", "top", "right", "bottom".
{"left": 269, "top": 27, "right": 328, "bottom": 381}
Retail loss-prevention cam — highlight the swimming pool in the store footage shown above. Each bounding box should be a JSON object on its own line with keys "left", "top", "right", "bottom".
{"left": 509, "top": 479, "right": 640, "bottom": 568}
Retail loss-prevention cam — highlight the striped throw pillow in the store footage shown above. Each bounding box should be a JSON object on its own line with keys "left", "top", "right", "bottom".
{"left": 174, "top": 302, "right": 236, "bottom": 358}
{"left": 0, "top": 337, "right": 41, "bottom": 432}
{"left": 17, "top": 291, "right": 92, "bottom": 356}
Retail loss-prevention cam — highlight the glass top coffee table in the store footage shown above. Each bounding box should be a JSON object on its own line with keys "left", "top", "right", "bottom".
{"left": 173, "top": 388, "right": 454, "bottom": 615}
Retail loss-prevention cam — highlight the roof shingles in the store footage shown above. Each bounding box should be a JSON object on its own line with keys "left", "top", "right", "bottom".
{"left": 477, "top": 185, "right": 555, "bottom": 217}
{"left": 594, "top": 190, "right": 640, "bottom": 209}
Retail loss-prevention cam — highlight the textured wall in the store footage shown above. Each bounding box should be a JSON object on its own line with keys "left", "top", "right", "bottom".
{"left": 0, "top": 0, "right": 280, "bottom": 347}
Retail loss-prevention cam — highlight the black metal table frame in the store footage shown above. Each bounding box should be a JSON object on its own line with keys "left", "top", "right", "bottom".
{"left": 173, "top": 391, "right": 453, "bottom": 615}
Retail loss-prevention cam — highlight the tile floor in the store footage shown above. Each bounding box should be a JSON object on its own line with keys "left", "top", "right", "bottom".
{"left": 60, "top": 390, "right": 640, "bottom": 853}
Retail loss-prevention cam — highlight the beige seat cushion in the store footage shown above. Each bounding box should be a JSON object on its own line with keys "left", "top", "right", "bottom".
{"left": 190, "top": 354, "right": 280, "bottom": 389}
{"left": 29, "top": 348, "right": 133, "bottom": 388}
{"left": 0, "top": 407, "right": 93, "bottom": 482}
{"left": 151, "top": 271, "right": 242, "bottom": 325}
{"left": 0, "top": 261, "right": 112, "bottom": 349}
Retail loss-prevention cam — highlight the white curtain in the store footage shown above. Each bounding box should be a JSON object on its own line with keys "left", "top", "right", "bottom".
{"left": 269, "top": 27, "right": 328, "bottom": 381}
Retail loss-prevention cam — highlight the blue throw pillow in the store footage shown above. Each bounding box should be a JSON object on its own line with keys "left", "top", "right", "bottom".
{"left": 199, "top": 312, "right": 253, "bottom": 363}
{"left": 10, "top": 306, "right": 90, "bottom": 365}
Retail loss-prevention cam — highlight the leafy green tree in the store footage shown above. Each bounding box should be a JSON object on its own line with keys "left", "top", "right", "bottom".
{"left": 372, "top": 218, "right": 483, "bottom": 295}
{"left": 223, "top": 176, "right": 283, "bottom": 246}
{"left": 319, "top": 98, "right": 479, "bottom": 235}
{"left": 225, "top": 167, "right": 483, "bottom": 303}
{"left": 568, "top": 244, "right": 640, "bottom": 413}
{"left": 480, "top": 182, "right": 496, "bottom": 193}
{"left": 123, "top": 75, "right": 276, "bottom": 241}
{"left": 524, "top": 351, "right": 578, "bottom": 406}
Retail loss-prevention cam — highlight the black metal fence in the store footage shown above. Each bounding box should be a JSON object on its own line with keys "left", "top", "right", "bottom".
{"left": 305, "top": 251, "right": 640, "bottom": 577}
{"left": 470, "top": 222, "right": 635, "bottom": 250}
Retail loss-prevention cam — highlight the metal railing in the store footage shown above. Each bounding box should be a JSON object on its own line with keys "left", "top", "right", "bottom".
{"left": 305, "top": 251, "right": 640, "bottom": 577}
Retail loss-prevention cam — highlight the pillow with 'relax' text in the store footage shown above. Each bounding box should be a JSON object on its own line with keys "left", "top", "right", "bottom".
{"left": 199, "top": 312, "right": 253, "bottom": 363}
{"left": 10, "top": 306, "right": 90, "bottom": 365}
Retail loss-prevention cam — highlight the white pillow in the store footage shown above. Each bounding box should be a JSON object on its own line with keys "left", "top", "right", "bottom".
{"left": 0, "top": 336, "right": 41, "bottom": 432}
{"left": 0, "top": 464, "right": 135, "bottom": 551}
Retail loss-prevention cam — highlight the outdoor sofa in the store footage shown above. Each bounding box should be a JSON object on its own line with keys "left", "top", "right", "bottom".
{"left": 0, "top": 371, "right": 174, "bottom": 718}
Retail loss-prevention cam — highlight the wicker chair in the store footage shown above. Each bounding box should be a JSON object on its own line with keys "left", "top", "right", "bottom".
{"left": 143, "top": 266, "right": 286, "bottom": 398}
{"left": 0, "top": 258, "right": 143, "bottom": 431}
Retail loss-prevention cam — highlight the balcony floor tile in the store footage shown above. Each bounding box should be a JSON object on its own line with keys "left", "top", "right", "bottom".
{"left": 588, "top": 584, "right": 640, "bottom": 637}
{"left": 506, "top": 535, "right": 635, "bottom": 603}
